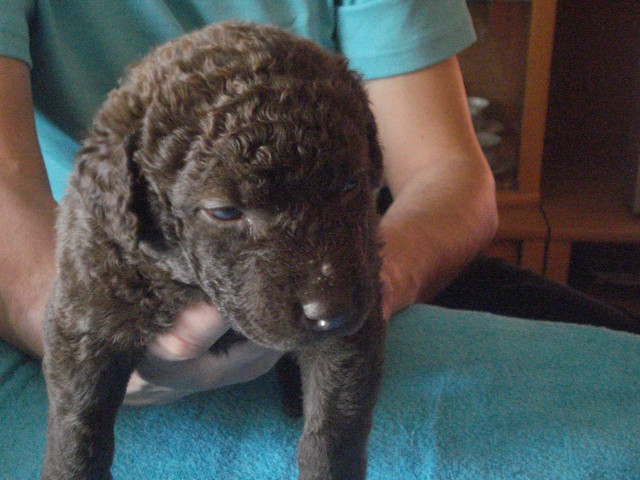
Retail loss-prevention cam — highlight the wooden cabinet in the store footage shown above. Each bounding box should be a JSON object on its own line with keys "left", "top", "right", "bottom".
{"left": 459, "top": 0, "right": 558, "bottom": 275}
{"left": 540, "top": 1, "right": 640, "bottom": 283}
{"left": 460, "top": 1, "right": 640, "bottom": 283}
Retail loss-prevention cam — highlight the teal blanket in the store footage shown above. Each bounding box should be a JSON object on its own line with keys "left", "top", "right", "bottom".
{"left": 1, "top": 305, "right": 639, "bottom": 479}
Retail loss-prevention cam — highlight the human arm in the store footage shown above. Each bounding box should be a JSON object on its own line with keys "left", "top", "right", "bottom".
{"left": 368, "top": 56, "right": 499, "bottom": 320}
{"left": 0, "top": 55, "right": 55, "bottom": 357}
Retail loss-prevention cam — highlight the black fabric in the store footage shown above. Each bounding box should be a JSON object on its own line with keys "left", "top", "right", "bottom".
{"left": 433, "top": 256, "right": 640, "bottom": 334}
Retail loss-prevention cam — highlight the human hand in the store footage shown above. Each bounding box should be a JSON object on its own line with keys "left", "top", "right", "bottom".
{"left": 124, "top": 302, "right": 283, "bottom": 406}
{"left": 379, "top": 243, "right": 421, "bottom": 323}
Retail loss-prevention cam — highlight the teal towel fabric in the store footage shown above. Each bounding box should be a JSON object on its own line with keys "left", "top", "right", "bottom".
{"left": 1, "top": 305, "right": 639, "bottom": 479}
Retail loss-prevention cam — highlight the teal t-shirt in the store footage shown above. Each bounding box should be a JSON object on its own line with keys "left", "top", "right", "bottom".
{"left": 0, "top": 0, "right": 476, "bottom": 198}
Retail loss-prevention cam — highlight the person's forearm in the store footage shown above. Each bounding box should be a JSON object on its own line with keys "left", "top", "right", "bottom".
{"left": 0, "top": 56, "right": 56, "bottom": 357}
{"left": 0, "top": 170, "right": 56, "bottom": 358}
{"left": 379, "top": 154, "right": 497, "bottom": 305}
{"left": 367, "top": 56, "right": 498, "bottom": 313}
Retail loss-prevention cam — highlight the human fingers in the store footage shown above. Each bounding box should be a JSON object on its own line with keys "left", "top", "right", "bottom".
{"left": 125, "top": 301, "right": 282, "bottom": 405}
{"left": 124, "top": 341, "right": 282, "bottom": 406}
{"left": 148, "top": 301, "right": 230, "bottom": 361}
{"left": 124, "top": 371, "right": 191, "bottom": 406}
{"left": 136, "top": 339, "right": 282, "bottom": 391}
{"left": 125, "top": 301, "right": 228, "bottom": 404}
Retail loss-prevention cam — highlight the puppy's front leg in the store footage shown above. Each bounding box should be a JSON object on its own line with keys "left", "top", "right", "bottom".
{"left": 296, "top": 312, "right": 385, "bottom": 480}
{"left": 41, "top": 313, "right": 143, "bottom": 480}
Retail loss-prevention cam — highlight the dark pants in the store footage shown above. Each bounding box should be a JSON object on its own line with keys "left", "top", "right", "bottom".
{"left": 433, "top": 256, "right": 640, "bottom": 335}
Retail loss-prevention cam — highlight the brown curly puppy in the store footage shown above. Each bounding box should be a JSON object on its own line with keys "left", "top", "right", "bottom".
{"left": 41, "top": 21, "right": 385, "bottom": 480}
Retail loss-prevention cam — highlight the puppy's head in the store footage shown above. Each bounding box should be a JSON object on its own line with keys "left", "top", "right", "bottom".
{"left": 73, "top": 22, "right": 383, "bottom": 350}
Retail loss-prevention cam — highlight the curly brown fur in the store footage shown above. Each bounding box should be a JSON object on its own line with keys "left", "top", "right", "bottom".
{"left": 41, "top": 21, "right": 385, "bottom": 480}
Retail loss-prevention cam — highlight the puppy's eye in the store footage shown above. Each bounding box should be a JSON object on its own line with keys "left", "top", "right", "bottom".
{"left": 341, "top": 177, "right": 358, "bottom": 193}
{"left": 205, "top": 206, "right": 243, "bottom": 221}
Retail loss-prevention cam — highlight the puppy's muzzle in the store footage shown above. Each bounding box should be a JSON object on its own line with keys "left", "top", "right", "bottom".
{"left": 296, "top": 258, "right": 371, "bottom": 336}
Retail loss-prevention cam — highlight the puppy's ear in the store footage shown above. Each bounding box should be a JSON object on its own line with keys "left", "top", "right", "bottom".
{"left": 365, "top": 107, "right": 384, "bottom": 190}
{"left": 125, "top": 133, "right": 176, "bottom": 254}
{"left": 73, "top": 130, "right": 169, "bottom": 252}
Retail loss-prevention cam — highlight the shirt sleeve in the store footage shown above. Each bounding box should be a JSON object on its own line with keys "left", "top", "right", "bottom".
{"left": 0, "top": 0, "right": 35, "bottom": 65}
{"left": 336, "top": 0, "right": 476, "bottom": 80}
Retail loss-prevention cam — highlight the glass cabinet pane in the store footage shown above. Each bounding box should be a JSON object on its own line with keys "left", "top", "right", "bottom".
{"left": 459, "top": 0, "right": 533, "bottom": 190}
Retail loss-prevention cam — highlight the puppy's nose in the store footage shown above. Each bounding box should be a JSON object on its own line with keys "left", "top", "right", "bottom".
{"left": 308, "top": 314, "right": 349, "bottom": 332}
{"left": 302, "top": 302, "right": 349, "bottom": 332}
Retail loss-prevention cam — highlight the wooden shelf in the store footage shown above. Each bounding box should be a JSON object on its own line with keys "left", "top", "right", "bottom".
{"left": 543, "top": 156, "right": 640, "bottom": 243}
{"left": 497, "top": 190, "right": 539, "bottom": 207}
{"left": 497, "top": 203, "right": 547, "bottom": 240}
{"left": 487, "top": 203, "right": 548, "bottom": 274}
{"left": 542, "top": 154, "right": 640, "bottom": 283}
